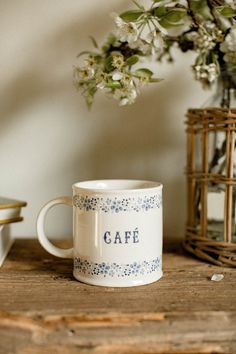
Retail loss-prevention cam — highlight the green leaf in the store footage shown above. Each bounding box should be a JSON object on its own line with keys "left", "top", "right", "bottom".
{"left": 159, "top": 18, "right": 184, "bottom": 28}
{"left": 153, "top": 6, "right": 167, "bottom": 18}
{"left": 119, "top": 10, "right": 144, "bottom": 22}
{"left": 134, "top": 68, "right": 154, "bottom": 77}
{"left": 126, "top": 55, "right": 139, "bottom": 66}
{"left": 104, "top": 56, "right": 113, "bottom": 72}
{"left": 89, "top": 36, "right": 98, "bottom": 49}
{"left": 106, "top": 81, "right": 122, "bottom": 89}
{"left": 77, "top": 51, "right": 97, "bottom": 58}
{"left": 152, "top": 0, "right": 171, "bottom": 3}
{"left": 149, "top": 78, "right": 163, "bottom": 83}
{"left": 216, "top": 5, "right": 236, "bottom": 17}
{"left": 85, "top": 86, "right": 97, "bottom": 110}
{"left": 189, "top": 0, "right": 212, "bottom": 20}
{"left": 153, "top": 8, "right": 187, "bottom": 26}
{"left": 131, "top": 0, "right": 145, "bottom": 10}
{"left": 163, "top": 9, "right": 187, "bottom": 23}
{"left": 92, "top": 54, "right": 103, "bottom": 61}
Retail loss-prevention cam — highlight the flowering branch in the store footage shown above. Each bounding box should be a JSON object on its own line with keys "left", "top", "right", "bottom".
{"left": 73, "top": 0, "right": 236, "bottom": 108}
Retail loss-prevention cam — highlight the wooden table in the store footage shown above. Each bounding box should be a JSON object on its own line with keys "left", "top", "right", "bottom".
{"left": 0, "top": 239, "right": 235, "bottom": 354}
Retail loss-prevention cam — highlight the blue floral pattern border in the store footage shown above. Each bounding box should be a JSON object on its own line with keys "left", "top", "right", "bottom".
{"left": 73, "top": 194, "right": 162, "bottom": 213}
{"left": 74, "top": 256, "right": 161, "bottom": 278}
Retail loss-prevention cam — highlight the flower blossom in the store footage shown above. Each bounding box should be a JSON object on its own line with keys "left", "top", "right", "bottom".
{"left": 220, "top": 27, "right": 236, "bottom": 65}
{"left": 129, "top": 38, "right": 151, "bottom": 55}
{"left": 146, "top": 31, "right": 164, "bottom": 55}
{"left": 112, "top": 71, "right": 123, "bottom": 81}
{"left": 112, "top": 13, "right": 139, "bottom": 44}
{"left": 220, "top": 26, "right": 236, "bottom": 53}
{"left": 113, "top": 84, "right": 138, "bottom": 106}
{"left": 112, "top": 53, "right": 125, "bottom": 70}
{"left": 224, "top": 52, "right": 236, "bottom": 65}
{"left": 95, "top": 71, "right": 107, "bottom": 89}
{"left": 74, "top": 66, "right": 95, "bottom": 81}
{"left": 192, "top": 28, "right": 216, "bottom": 52}
{"left": 74, "top": 0, "right": 236, "bottom": 108}
{"left": 85, "top": 56, "right": 97, "bottom": 68}
{"left": 193, "top": 63, "right": 219, "bottom": 86}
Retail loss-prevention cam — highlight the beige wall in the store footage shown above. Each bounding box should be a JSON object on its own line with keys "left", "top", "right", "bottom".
{"left": 0, "top": 0, "right": 210, "bottom": 240}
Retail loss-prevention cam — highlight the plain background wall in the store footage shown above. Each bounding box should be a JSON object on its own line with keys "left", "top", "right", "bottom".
{"left": 0, "top": 0, "right": 211, "bottom": 241}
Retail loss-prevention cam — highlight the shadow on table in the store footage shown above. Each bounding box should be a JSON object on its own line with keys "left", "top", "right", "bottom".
{"left": 163, "top": 236, "right": 184, "bottom": 252}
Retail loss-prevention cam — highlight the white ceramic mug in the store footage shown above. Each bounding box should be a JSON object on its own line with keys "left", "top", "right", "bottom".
{"left": 37, "top": 179, "right": 163, "bottom": 287}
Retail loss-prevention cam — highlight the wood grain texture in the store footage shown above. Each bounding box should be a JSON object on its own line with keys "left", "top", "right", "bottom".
{"left": 0, "top": 239, "right": 235, "bottom": 354}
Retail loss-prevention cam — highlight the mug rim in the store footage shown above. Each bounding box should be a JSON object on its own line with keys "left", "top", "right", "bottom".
{"left": 73, "top": 179, "right": 162, "bottom": 194}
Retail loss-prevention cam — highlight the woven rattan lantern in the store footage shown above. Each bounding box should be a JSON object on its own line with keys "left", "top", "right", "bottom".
{"left": 184, "top": 108, "right": 236, "bottom": 267}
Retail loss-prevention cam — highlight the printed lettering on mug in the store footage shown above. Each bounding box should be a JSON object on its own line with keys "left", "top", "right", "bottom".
{"left": 103, "top": 228, "right": 140, "bottom": 244}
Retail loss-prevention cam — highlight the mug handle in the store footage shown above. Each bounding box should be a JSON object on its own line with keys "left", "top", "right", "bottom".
{"left": 37, "top": 196, "right": 73, "bottom": 258}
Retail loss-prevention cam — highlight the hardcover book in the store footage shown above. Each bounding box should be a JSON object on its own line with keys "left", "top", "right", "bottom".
{"left": 0, "top": 197, "right": 27, "bottom": 225}
{"left": 0, "top": 197, "right": 27, "bottom": 266}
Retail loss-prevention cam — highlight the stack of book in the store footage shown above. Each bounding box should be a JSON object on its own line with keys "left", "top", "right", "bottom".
{"left": 0, "top": 197, "right": 27, "bottom": 266}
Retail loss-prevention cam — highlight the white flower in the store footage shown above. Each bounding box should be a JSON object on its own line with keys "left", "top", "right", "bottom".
{"left": 220, "top": 27, "right": 236, "bottom": 64}
{"left": 137, "top": 75, "right": 150, "bottom": 86}
{"left": 112, "top": 85, "right": 138, "bottom": 105}
{"left": 120, "top": 88, "right": 137, "bottom": 105}
{"left": 207, "top": 63, "right": 219, "bottom": 82}
{"left": 194, "top": 28, "right": 216, "bottom": 51}
{"left": 129, "top": 38, "right": 151, "bottom": 55}
{"left": 97, "top": 81, "right": 106, "bottom": 89}
{"left": 224, "top": 52, "right": 236, "bottom": 64}
{"left": 112, "top": 71, "right": 134, "bottom": 86}
{"left": 112, "top": 71, "right": 123, "bottom": 81}
{"left": 95, "top": 71, "right": 107, "bottom": 89}
{"left": 112, "top": 54, "right": 125, "bottom": 70}
{"left": 153, "top": 21, "right": 168, "bottom": 36}
{"left": 188, "top": 24, "right": 224, "bottom": 53}
{"left": 119, "top": 98, "right": 130, "bottom": 106}
{"left": 74, "top": 66, "right": 95, "bottom": 81}
{"left": 146, "top": 31, "right": 164, "bottom": 54}
{"left": 121, "top": 73, "right": 133, "bottom": 87}
{"left": 85, "top": 56, "right": 97, "bottom": 68}
{"left": 193, "top": 63, "right": 219, "bottom": 85}
{"left": 112, "top": 13, "right": 139, "bottom": 44}
{"left": 130, "top": 31, "right": 165, "bottom": 56}
{"left": 220, "top": 26, "right": 236, "bottom": 53}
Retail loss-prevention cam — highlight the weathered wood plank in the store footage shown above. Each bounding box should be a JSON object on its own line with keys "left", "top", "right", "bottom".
{"left": 0, "top": 239, "right": 235, "bottom": 354}
{"left": 0, "top": 310, "right": 235, "bottom": 353}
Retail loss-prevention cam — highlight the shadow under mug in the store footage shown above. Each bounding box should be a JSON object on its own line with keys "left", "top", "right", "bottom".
{"left": 37, "top": 179, "right": 163, "bottom": 287}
